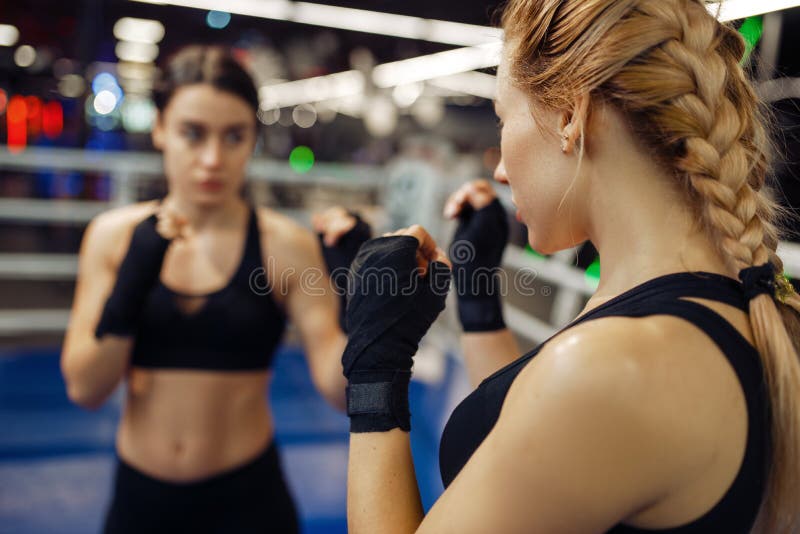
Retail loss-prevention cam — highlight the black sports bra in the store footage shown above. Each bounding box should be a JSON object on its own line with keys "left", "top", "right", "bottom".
{"left": 439, "top": 272, "right": 771, "bottom": 533}
{"left": 131, "top": 207, "right": 287, "bottom": 371}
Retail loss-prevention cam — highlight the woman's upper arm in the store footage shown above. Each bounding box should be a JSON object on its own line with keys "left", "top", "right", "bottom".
{"left": 258, "top": 210, "right": 340, "bottom": 348}
{"left": 419, "top": 321, "right": 685, "bottom": 534}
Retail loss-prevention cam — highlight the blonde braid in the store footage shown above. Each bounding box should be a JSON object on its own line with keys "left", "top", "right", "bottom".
{"left": 632, "top": 2, "right": 800, "bottom": 531}
{"left": 502, "top": 0, "right": 800, "bottom": 531}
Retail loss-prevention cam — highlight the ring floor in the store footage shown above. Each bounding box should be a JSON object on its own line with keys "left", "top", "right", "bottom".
{"left": 0, "top": 345, "right": 465, "bottom": 534}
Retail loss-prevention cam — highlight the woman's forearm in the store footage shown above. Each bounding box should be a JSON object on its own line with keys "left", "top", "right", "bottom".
{"left": 348, "top": 430, "right": 424, "bottom": 534}
{"left": 62, "top": 336, "right": 132, "bottom": 409}
{"left": 461, "top": 328, "right": 520, "bottom": 387}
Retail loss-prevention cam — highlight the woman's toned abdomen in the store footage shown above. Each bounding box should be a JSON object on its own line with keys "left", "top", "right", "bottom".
{"left": 116, "top": 368, "right": 274, "bottom": 482}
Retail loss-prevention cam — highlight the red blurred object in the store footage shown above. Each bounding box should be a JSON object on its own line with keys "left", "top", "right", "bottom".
{"left": 43, "top": 101, "right": 64, "bottom": 139}
{"left": 0, "top": 89, "right": 7, "bottom": 115}
{"left": 25, "top": 96, "right": 43, "bottom": 138}
{"left": 7, "top": 96, "right": 27, "bottom": 152}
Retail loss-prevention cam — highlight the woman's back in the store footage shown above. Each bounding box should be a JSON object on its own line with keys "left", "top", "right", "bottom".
{"left": 440, "top": 271, "right": 769, "bottom": 532}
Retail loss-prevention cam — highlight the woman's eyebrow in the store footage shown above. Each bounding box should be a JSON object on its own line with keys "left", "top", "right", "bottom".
{"left": 178, "top": 120, "right": 250, "bottom": 130}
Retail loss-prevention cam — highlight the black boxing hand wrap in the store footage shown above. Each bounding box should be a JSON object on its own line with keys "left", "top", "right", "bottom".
{"left": 449, "top": 198, "right": 509, "bottom": 332}
{"left": 342, "top": 236, "right": 450, "bottom": 432}
{"left": 346, "top": 370, "right": 411, "bottom": 432}
{"left": 95, "top": 214, "right": 170, "bottom": 339}
{"left": 319, "top": 213, "right": 371, "bottom": 331}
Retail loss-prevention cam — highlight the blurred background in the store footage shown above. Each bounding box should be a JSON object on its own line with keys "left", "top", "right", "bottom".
{"left": 1, "top": 1, "right": 799, "bottom": 532}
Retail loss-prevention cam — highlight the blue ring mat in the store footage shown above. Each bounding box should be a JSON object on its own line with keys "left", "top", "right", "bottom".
{"left": 0, "top": 345, "right": 466, "bottom": 534}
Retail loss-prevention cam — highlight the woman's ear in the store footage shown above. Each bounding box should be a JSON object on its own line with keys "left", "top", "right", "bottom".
{"left": 558, "top": 93, "right": 590, "bottom": 154}
{"left": 151, "top": 111, "right": 165, "bottom": 150}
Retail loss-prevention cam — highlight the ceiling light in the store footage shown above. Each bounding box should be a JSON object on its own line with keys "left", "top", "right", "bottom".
{"left": 372, "top": 42, "right": 501, "bottom": 88}
{"left": 428, "top": 71, "right": 498, "bottom": 100}
{"left": 130, "top": 0, "right": 500, "bottom": 46}
{"left": 113, "top": 17, "right": 165, "bottom": 44}
{"left": 259, "top": 70, "right": 365, "bottom": 109}
{"left": 0, "top": 24, "right": 20, "bottom": 47}
{"left": 115, "top": 41, "right": 159, "bottom": 63}
{"left": 706, "top": 0, "right": 800, "bottom": 21}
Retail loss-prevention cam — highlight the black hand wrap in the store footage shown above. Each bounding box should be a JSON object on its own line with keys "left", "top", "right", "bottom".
{"left": 342, "top": 236, "right": 451, "bottom": 433}
{"left": 449, "top": 198, "right": 509, "bottom": 332}
{"left": 95, "top": 214, "right": 170, "bottom": 339}
{"left": 319, "top": 213, "right": 372, "bottom": 331}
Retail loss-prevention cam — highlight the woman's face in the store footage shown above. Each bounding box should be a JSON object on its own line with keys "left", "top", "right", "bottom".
{"left": 152, "top": 83, "right": 257, "bottom": 207}
{"left": 493, "top": 54, "right": 589, "bottom": 254}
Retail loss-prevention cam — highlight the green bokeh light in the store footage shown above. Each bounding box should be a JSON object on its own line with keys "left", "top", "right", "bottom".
{"left": 289, "top": 146, "right": 315, "bottom": 174}
{"left": 585, "top": 256, "right": 601, "bottom": 290}
{"left": 524, "top": 244, "right": 546, "bottom": 259}
{"left": 739, "top": 16, "right": 763, "bottom": 65}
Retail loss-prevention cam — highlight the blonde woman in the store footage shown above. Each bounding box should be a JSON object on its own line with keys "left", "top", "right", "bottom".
{"left": 340, "top": 1, "right": 800, "bottom": 533}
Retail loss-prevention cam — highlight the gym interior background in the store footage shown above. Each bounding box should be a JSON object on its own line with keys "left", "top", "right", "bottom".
{"left": 1, "top": 1, "right": 799, "bottom": 532}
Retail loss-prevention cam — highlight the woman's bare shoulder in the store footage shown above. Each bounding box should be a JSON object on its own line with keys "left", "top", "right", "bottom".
{"left": 513, "top": 312, "right": 746, "bottom": 480}
{"left": 255, "top": 207, "right": 318, "bottom": 257}
{"left": 83, "top": 201, "right": 160, "bottom": 260}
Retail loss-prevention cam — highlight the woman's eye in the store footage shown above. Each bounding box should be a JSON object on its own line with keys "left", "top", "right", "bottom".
{"left": 225, "top": 131, "right": 244, "bottom": 145}
{"left": 496, "top": 118, "right": 504, "bottom": 129}
{"left": 182, "top": 128, "right": 202, "bottom": 142}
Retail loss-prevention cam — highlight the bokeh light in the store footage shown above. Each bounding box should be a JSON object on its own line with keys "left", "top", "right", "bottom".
{"left": 364, "top": 95, "right": 397, "bottom": 137}
{"left": 392, "top": 82, "right": 423, "bottom": 108}
{"left": 92, "top": 73, "right": 124, "bottom": 103}
{"left": 289, "top": 146, "right": 315, "bottom": 174}
{"left": 0, "top": 24, "right": 20, "bottom": 47}
{"left": 207, "top": 11, "right": 232, "bottom": 29}
{"left": 121, "top": 97, "right": 156, "bottom": 133}
{"left": 42, "top": 101, "right": 64, "bottom": 139}
{"left": 94, "top": 91, "right": 118, "bottom": 115}
{"left": 7, "top": 96, "right": 27, "bottom": 152}
{"left": 25, "top": 96, "right": 42, "bottom": 138}
{"left": 739, "top": 16, "right": 763, "bottom": 64}
{"left": 59, "top": 74, "right": 86, "bottom": 98}
{"left": 585, "top": 257, "right": 601, "bottom": 290}
{"left": 258, "top": 106, "right": 281, "bottom": 126}
{"left": 14, "top": 45, "right": 36, "bottom": 68}
{"left": 292, "top": 104, "right": 317, "bottom": 128}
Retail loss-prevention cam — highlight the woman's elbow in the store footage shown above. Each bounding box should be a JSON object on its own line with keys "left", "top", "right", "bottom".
{"left": 64, "top": 381, "right": 107, "bottom": 410}
{"left": 61, "top": 359, "right": 107, "bottom": 410}
{"left": 312, "top": 369, "right": 347, "bottom": 412}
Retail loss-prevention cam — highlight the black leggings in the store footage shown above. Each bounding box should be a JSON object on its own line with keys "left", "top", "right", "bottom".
{"left": 103, "top": 442, "right": 299, "bottom": 534}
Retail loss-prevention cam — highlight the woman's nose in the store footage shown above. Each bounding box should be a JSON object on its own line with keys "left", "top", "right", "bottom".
{"left": 493, "top": 157, "right": 509, "bottom": 184}
{"left": 200, "top": 139, "right": 223, "bottom": 168}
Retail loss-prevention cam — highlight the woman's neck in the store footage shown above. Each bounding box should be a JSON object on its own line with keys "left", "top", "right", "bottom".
{"left": 584, "top": 156, "right": 733, "bottom": 303}
{"left": 162, "top": 194, "right": 247, "bottom": 230}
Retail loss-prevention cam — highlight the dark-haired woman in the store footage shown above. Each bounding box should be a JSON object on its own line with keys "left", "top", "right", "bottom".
{"left": 61, "top": 46, "right": 366, "bottom": 533}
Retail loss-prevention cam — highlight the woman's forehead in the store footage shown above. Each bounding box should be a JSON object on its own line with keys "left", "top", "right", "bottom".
{"left": 163, "top": 86, "right": 254, "bottom": 126}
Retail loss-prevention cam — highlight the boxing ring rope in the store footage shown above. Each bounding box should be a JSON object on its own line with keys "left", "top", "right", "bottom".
{"left": 2, "top": 148, "right": 800, "bottom": 340}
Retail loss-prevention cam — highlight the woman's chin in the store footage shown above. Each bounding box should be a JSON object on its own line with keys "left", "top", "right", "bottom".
{"left": 191, "top": 190, "right": 235, "bottom": 207}
{"left": 527, "top": 235, "right": 567, "bottom": 256}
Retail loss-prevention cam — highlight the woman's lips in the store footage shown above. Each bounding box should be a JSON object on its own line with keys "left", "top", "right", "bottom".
{"left": 198, "top": 180, "right": 224, "bottom": 192}
{"left": 516, "top": 209, "right": 523, "bottom": 222}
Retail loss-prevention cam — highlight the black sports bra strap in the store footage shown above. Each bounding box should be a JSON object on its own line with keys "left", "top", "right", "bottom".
{"left": 645, "top": 273, "right": 747, "bottom": 311}
{"left": 575, "top": 273, "right": 748, "bottom": 328}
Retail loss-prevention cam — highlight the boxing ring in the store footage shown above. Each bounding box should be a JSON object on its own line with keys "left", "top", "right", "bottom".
{"left": 1, "top": 147, "right": 799, "bottom": 533}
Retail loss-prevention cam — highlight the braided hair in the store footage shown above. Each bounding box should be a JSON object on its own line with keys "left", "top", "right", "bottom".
{"left": 501, "top": 1, "right": 800, "bottom": 531}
